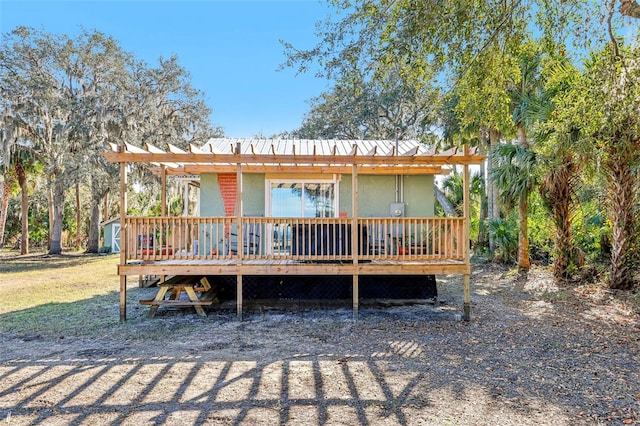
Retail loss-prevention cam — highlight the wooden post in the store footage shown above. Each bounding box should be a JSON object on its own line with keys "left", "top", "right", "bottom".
{"left": 119, "top": 160, "right": 127, "bottom": 322}
{"left": 159, "top": 164, "right": 167, "bottom": 285}
{"left": 183, "top": 181, "right": 189, "bottom": 217}
{"left": 352, "top": 163, "right": 359, "bottom": 321}
{"left": 462, "top": 145, "right": 471, "bottom": 321}
{"left": 160, "top": 164, "right": 166, "bottom": 217}
{"left": 236, "top": 142, "right": 243, "bottom": 321}
{"left": 237, "top": 274, "right": 243, "bottom": 322}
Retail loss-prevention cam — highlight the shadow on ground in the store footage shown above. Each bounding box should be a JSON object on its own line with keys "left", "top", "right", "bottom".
{"left": 0, "top": 270, "right": 638, "bottom": 425}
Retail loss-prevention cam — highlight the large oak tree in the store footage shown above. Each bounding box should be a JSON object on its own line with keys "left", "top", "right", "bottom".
{"left": 1, "top": 27, "right": 220, "bottom": 253}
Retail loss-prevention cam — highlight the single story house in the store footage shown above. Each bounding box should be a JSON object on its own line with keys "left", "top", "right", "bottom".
{"left": 104, "top": 138, "right": 484, "bottom": 321}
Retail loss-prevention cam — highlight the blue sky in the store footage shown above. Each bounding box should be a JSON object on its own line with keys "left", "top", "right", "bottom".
{"left": 1, "top": 0, "right": 332, "bottom": 137}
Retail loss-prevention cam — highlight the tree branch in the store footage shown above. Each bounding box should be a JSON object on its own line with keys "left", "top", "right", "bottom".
{"left": 619, "top": 0, "right": 640, "bottom": 18}
{"left": 607, "top": 0, "right": 621, "bottom": 60}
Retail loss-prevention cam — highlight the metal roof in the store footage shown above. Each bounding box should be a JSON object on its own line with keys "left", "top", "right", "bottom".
{"left": 203, "top": 138, "right": 435, "bottom": 157}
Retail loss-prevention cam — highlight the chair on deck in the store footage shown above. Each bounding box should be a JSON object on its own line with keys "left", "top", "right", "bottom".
{"left": 229, "top": 222, "right": 262, "bottom": 255}
{"left": 368, "top": 223, "right": 390, "bottom": 255}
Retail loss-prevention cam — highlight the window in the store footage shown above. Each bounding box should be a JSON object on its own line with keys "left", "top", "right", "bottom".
{"left": 267, "top": 179, "right": 337, "bottom": 218}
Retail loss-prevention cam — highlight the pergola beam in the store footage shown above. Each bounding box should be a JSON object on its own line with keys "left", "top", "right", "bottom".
{"left": 175, "top": 164, "right": 447, "bottom": 175}
{"left": 103, "top": 150, "right": 485, "bottom": 166}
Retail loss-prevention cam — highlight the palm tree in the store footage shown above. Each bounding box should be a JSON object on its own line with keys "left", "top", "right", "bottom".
{"left": 0, "top": 170, "right": 16, "bottom": 248}
{"left": 534, "top": 55, "right": 583, "bottom": 280}
{"left": 503, "top": 48, "right": 545, "bottom": 270}
{"left": 490, "top": 143, "right": 538, "bottom": 270}
{"left": 2, "top": 145, "right": 39, "bottom": 255}
{"left": 509, "top": 50, "right": 544, "bottom": 150}
{"left": 14, "top": 154, "right": 29, "bottom": 254}
{"left": 441, "top": 171, "right": 484, "bottom": 217}
{"left": 539, "top": 151, "right": 581, "bottom": 279}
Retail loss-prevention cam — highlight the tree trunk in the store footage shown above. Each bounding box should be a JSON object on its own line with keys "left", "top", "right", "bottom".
{"left": 0, "top": 179, "right": 10, "bottom": 248}
{"left": 86, "top": 201, "right": 100, "bottom": 253}
{"left": 75, "top": 182, "right": 82, "bottom": 249}
{"left": 102, "top": 191, "right": 109, "bottom": 221}
{"left": 434, "top": 184, "right": 456, "bottom": 216}
{"left": 15, "top": 160, "right": 29, "bottom": 255}
{"left": 606, "top": 148, "right": 638, "bottom": 290}
{"left": 516, "top": 124, "right": 530, "bottom": 270}
{"left": 540, "top": 157, "right": 579, "bottom": 280}
{"left": 477, "top": 163, "right": 488, "bottom": 247}
{"left": 47, "top": 185, "right": 54, "bottom": 248}
{"left": 49, "top": 177, "right": 65, "bottom": 255}
{"left": 517, "top": 194, "right": 530, "bottom": 270}
{"left": 487, "top": 128, "right": 501, "bottom": 252}
{"left": 86, "top": 176, "right": 103, "bottom": 253}
{"left": 517, "top": 125, "right": 529, "bottom": 148}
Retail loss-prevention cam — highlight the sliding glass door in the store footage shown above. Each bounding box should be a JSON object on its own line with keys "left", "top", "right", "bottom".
{"left": 267, "top": 179, "right": 338, "bottom": 254}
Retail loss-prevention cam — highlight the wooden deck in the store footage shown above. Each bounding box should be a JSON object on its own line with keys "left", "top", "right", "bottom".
{"left": 120, "top": 258, "right": 470, "bottom": 276}
{"left": 117, "top": 215, "right": 472, "bottom": 321}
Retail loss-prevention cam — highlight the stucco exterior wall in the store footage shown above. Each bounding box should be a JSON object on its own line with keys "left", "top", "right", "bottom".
{"left": 201, "top": 173, "right": 434, "bottom": 217}
{"left": 243, "top": 174, "right": 266, "bottom": 217}
{"left": 339, "top": 174, "right": 434, "bottom": 217}
{"left": 200, "top": 174, "right": 225, "bottom": 216}
{"left": 200, "top": 173, "right": 265, "bottom": 217}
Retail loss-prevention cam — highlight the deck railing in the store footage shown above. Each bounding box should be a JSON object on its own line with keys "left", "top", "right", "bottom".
{"left": 123, "top": 216, "right": 466, "bottom": 263}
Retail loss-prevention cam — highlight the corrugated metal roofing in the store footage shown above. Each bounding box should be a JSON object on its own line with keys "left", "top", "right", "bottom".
{"left": 202, "top": 138, "right": 432, "bottom": 156}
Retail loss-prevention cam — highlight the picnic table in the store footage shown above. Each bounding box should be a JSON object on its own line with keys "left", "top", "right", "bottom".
{"left": 140, "top": 275, "right": 213, "bottom": 317}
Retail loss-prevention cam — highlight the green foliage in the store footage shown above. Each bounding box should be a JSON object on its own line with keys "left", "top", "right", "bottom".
{"left": 454, "top": 46, "right": 520, "bottom": 136}
{"left": 3, "top": 198, "right": 20, "bottom": 245}
{"left": 527, "top": 191, "right": 553, "bottom": 262}
{"left": 490, "top": 143, "right": 539, "bottom": 208}
{"left": 28, "top": 226, "right": 48, "bottom": 248}
{"left": 169, "top": 196, "right": 185, "bottom": 217}
{"left": 544, "top": 44, "right": 640, "bottom": 288}
{"left": 441, "top": 171, "right": 484, "bottom": 215}
{"left": 439, "top": 171, "right": 484, "bottom": 245}
{"left": 294, "top": 75, "right": 441, "bottom": 140}
{"left": 489, "top": 217, "right": 518, "bottom": 263}
{"left": 282, "top": 0, "right": 640, "bottom": 287}
{"left": 1, "top": 26, "right": 221, "bottom": 253}
{"left": 573, "top": 188, "right": 610, "bottom": 262}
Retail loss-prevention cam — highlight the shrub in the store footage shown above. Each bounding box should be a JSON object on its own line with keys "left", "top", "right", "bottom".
{"left": 489, "top": 217, "right": 518, "bottom": 263}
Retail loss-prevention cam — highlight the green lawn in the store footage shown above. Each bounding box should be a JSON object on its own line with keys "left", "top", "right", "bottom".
{"left": 0, "top": 251, "right": 202, "bottom": 340}
{"left": 0, "top": 252, "right": 120, "bottom": 312}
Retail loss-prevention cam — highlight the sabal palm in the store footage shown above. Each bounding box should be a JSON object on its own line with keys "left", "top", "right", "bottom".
{"left": 536, "top": 56, "right": 583, "bottom": 280}
{"left": 490, "top": 144, "right": 538, "bottom": 269}
{"left": 441, "top": 171, "right": 484, "bottom": 217}
{"left": 501, "top": 49, "right": 546, "bottom": 270}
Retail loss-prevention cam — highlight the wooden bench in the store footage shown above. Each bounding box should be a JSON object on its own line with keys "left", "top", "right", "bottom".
{"left": 140, "top": 300, "right": 213, "bottom": 306}
{"left": 139, "top": 276, "right": 213, "bottom": 317}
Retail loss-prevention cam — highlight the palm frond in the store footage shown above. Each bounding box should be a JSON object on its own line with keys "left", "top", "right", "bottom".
{"left": 490, "top": 143, "right": 539, "bottom": 208}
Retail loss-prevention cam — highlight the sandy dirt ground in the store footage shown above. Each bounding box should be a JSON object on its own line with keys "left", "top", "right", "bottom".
{"left": 1, "top": 265, "right": 639, "bottom": 425}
